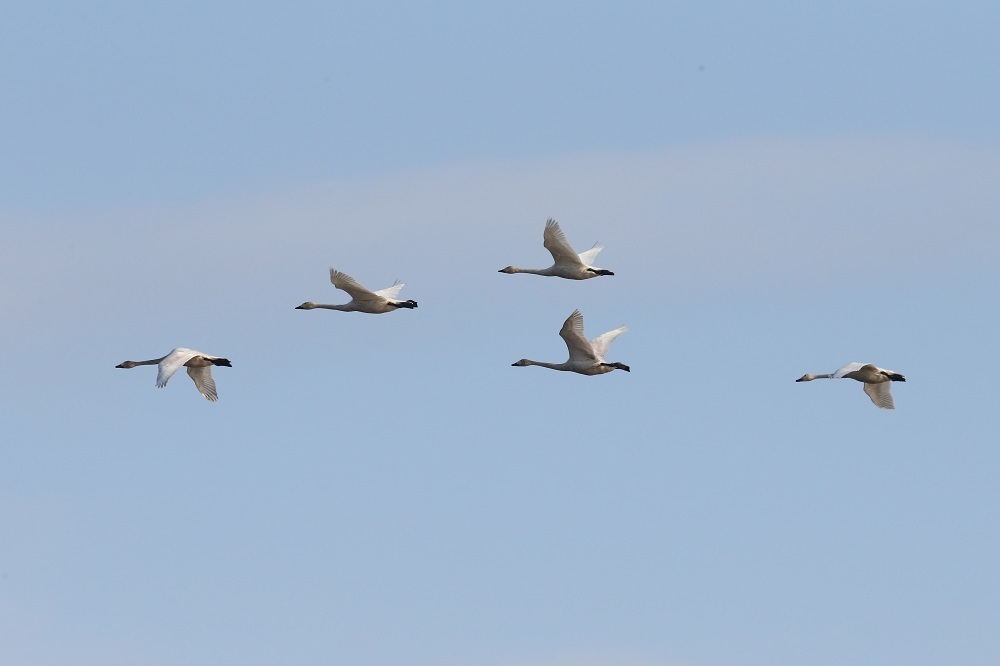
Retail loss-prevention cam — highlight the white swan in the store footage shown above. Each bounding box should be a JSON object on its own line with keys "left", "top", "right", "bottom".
{"left": 116, "top": 347, "right": 232, "bottom": 402}
{"left": 796, "top": 362, "right": 906, "bottom": 409}
{"left": 499, "top": 218, "right": 614, "bottom": 280}
{"left": 512, "top": 309, "right": 629, "bottom": 375}
{"left": 296, "top": 268, "right": 418, "bottom": 314}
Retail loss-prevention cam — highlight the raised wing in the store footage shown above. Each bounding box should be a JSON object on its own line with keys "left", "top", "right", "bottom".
{"left": 589, "top": 325, "right": 628, "bottom": 361}
{"left": 576, "top": 242, "right": 604, "bottom": 267}
{"left": 833, "top": 362, "right": 871, "bottom": 379}
{"left": 187, "top": 365, "right": 219, "bottom": 402}
{"left": 863, "top": 381, "right": 895, "bottom": 409}
{"left": 373, "top": 280, "right": 405, "bottom": 301}
{"left": 156, "top": 348, "right": 199, "bottom": 388}
{"left": 543, "top": 219, "right": 584, "bottom": 266}
{"left": 559, "top": 309, "right": 597, "bottom": 362}
{"left": 329, "top": 269, "right": 381, "bottom": 302}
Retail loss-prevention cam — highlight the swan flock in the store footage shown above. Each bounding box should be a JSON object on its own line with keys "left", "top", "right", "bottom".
{"left": 116, "top": 218, "right": 906, "bottom": 408}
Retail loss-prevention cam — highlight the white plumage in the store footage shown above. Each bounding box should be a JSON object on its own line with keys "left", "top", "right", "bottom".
{"left": 512, "top": 310, "right": 630, "bottom": 376}
{"left": 499, "top": 219, "right": 615, "bottom": 280}
{"left": 797, "top": 362, "right": 906, "bottom": 409}
{"left": 296, "top": 268, "right": 418, "bottom": 314}
{"left": 116, "top": 348, "right": 232, "bottom": 402}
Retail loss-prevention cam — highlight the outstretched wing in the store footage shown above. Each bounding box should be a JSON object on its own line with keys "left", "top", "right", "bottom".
{"left": 156, "top": 348, "right": 198, "bottom": 388}
{"left": 187, "top": 365, "right": 219, "bottom": 402}
{"left": 834, "top": 362, "right": 871, "bottom": 379}
{"left": 559, "top": 309, "right": 597, "bottom": 362}
{"left": 863, "top": 382, "right": 895, "bottom": 409}
{"left": 329, "top": 269, "right": 381, "bottom": 302}
{"left": 373, "top": 280, "right": 405, "bottom": 301}
{"left": 576, "top": 242, "right": 604, "bottom": 267}
{"left": 543, "top": 219, "right": 584, "bottom": 266}
{"left": 589, "top": 325, "right": 628, "bottom": 361}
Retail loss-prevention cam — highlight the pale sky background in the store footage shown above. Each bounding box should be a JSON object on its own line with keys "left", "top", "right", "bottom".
{"left": 2, "top": 2, "right": 999, "bottom": 665}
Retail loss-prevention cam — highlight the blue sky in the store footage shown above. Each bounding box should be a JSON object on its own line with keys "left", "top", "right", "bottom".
{"left": 2, "top": 2, "right": 999, "bottom": 665}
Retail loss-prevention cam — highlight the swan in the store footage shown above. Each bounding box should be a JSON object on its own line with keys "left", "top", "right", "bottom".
{"left": 512, "top": 309, "right": 629, "bottom": 375}
{"left": 796, "top": 362, "right": 906, "bottom": 409}
{"left": 499, "top": 218, "right": 615, "bottom": 279}
{"left": 296, "top": 268, "right": 418, "bottom": 314}
{"left": 115, "top": 348, "right": 232, "bottom": 402}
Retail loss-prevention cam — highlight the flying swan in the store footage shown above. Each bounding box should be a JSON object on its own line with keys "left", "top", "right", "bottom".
{"left": 115, "top": 348, "right": 232, "bottom": 402}
{"left": 296, "top": 268, "right": 418, "bottom": 314}
{"left": 796, "top": 362, "right": 906, "bottom": 409}
{"left": 499, "top": 218, "right": 614, "bottom": 279}
{"left": 512, "top": 309, "right": 630, "bottom": 375}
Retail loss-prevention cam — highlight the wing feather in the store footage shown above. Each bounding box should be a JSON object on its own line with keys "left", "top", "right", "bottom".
{"left": 186, "top": 365, "right": 219, "bottom": 402}
{"left": 589, "top": 326, "right": 627, "bottom": 361}
{"left": 543, "top": 219, "right": 584, "bottom": 266}
{"left": 559, "top": 310, "right": 597, "bottom": 362}
{"left": 156, "top": 348, "right": 198, "bottom": 388}
{"left": 863, "top": 382, "right": 895, "bottom": 409}
{"left": 329, "top": 269, "right": 381, "bottom": 302}
{"left": 834, "top": 362, "right": 871, "bottom": 378}
{"left": 373, "top": 280, "right": 405, "bottom": 301}
{"left": 576, "top": 242, "right": 604, "bottom": 267}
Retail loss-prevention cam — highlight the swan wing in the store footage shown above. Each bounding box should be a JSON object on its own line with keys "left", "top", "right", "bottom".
{"left": 543, "top": 219, "right": 584, "bottom": 266}
{"left": 833, "top": 362, "right": 872, "bottom": 379}
{"left": 156, "top": 348, "right": 199, "bottom": 388}
{"left": 329, "top": 269, "right": 381, "bottom": 302}
{"left": 373, "top": 280, "right": 405, "bottom": 301}
{"left": 186, "top": 365, "right": 219, "bottom": 402}
{"left": 559, "top": 309, "right": 597, "bottom": 362}
{"left": 589, "top": 325, "right": 627, "bottom": 361}
{"left": 576, "top": 242, "right": 604, "bottom": 267}
{"left": 863, "top": 381, "right": 895, "bottom": 409}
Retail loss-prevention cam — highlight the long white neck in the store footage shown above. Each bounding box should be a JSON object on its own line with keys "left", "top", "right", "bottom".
{"left": 509, "top": 266, "right": 556, "bottom": 276}
{"left": 311, "top": 303, "right": 352, "bottom": 311}
{"left": 800, "top": 373, "right": 834, "bottom": 381}
{"left": 523, "top": 360, "right": 569, "bottom": 371}
{"left": 116, "top": 356, "right": 166, "bottom": 369}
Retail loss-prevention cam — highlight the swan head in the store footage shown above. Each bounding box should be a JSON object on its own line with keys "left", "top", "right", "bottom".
{"left": 796, "top": 374, "right": 816, "bottom": 382}
{"left": 511, "top": 359, "right": 532, "bottom": 367}
{"left": 295, "top": 302, "right": 317, "bottom": 310}
{"left": 115, "top": 361, "right": 137, "bottom": 369}
{"left": 498, "top": 266, "right": 517, "bottom": 274}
